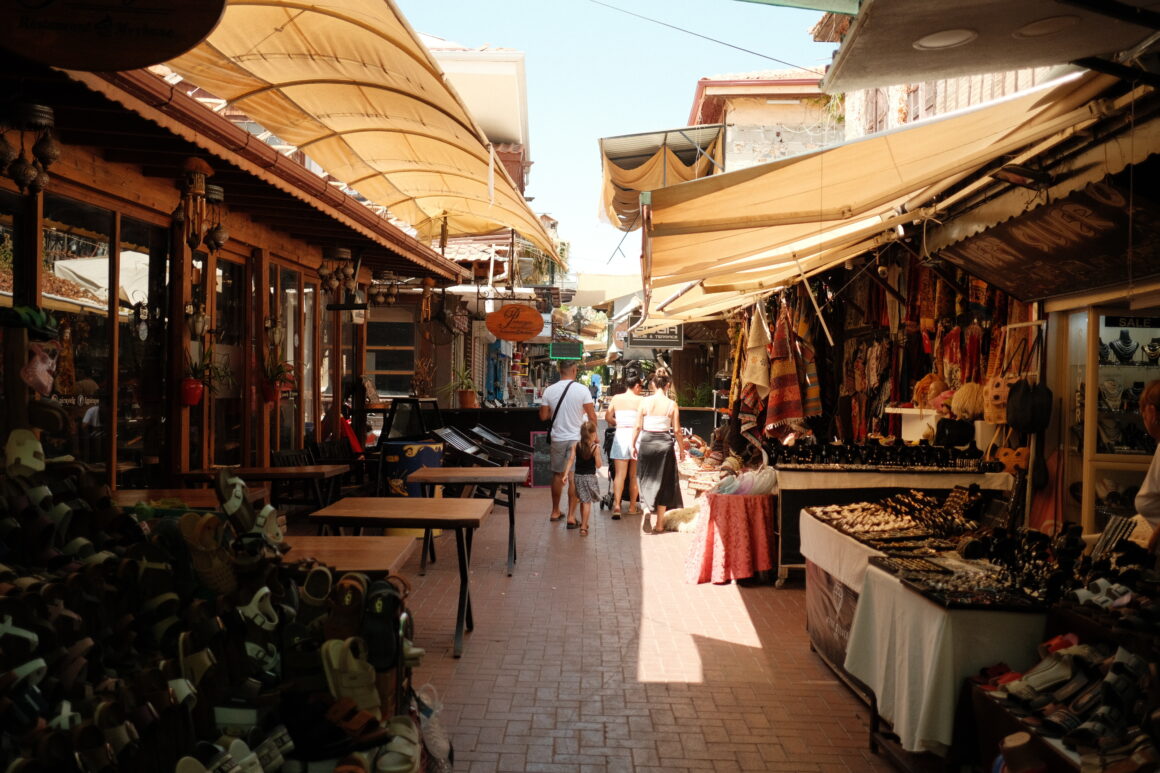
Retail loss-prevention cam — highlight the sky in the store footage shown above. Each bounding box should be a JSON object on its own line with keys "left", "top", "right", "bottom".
{"left": 394, "top": 0, "right": 838, "bottom": 277}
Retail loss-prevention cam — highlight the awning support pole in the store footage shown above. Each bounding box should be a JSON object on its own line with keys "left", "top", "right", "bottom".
{"left": 675, "top": 129, "right": 724, "bottom": 173}
{"left": 794, "top": 257, "right": 833, "bottom": 347}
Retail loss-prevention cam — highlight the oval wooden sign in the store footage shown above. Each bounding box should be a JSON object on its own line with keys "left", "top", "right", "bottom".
{"left": 0, "top": 0, "right": 226, "bottom": 71}
{"left": 486, "top": 304, "right": 543, "bottom": 342}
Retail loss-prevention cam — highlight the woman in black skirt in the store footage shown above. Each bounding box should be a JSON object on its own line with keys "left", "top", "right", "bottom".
{"left": 631, "top": 367, "right": 685, "bottom": 533}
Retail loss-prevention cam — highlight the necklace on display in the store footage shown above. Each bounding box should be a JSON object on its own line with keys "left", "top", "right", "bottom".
{"left": 1100, "top": 378, "right": 1124, "bottom": 411}
{"left": 1109, "top": 333, "right": 1139, "bottom": 363}
{"left": 1144, "top": 340, "right": 1160, "bottom": 363}
{"left": 1099, "top": 340, "right": 1111, "bottom": 363}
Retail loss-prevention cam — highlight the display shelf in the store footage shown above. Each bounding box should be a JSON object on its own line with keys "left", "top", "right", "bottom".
{"left": 1066, "top": 308, "right": 1160, "bottom": 532}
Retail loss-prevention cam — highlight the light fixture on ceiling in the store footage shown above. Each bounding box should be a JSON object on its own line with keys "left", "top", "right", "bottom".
{"left": 913, "top": 28, "right": 978, "bottom": 50}
{"left": 1013, "top": 16, "right": 1078, "bottom": 39}
{"left": 991, "top": 163, "right": 1054, "bottom": 190}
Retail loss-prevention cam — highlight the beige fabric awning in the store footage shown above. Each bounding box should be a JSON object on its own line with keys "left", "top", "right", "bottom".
{"left": 643, "top": 71, "right": 1116, "bottom": 295}
{"left": 600, "top": 125, "right": 723, "bottom": 232}
{"left": 164, "top": 0, "right": 559, "bottom": 263}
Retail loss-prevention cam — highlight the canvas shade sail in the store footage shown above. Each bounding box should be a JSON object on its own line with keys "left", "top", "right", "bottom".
{"left": 601, "top": 128, "right": 723, "bottom": 232}
{"left": 644, "top": 71, "right": 1114, "bottom": 293}
{"left": 164, "top": 0, "right": 558, "bottom": 262}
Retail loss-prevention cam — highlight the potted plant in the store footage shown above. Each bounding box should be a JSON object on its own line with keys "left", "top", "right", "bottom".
{"left": 260, "top": 350, "right": 295, "bottom": 403}
{"left": 439, "top": 365, "right": 479, "bottom": 409}
{"left": 183, "top": 344, "right": 235, "bottom": 406}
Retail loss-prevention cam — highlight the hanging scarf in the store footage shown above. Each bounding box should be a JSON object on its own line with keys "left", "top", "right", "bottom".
{"left": 741, "top": 306, "right": 771, "bottom": 398}
{"left": 918, "top": 267, "right": 937, "bottom": 333}
{"left": 794, "top": 300, "right": 822, "bottom": 419}
{"left": 765, "top": 307, "right": 804, "bottom": 428}
{"left": 941, "top": 326, "right": 963, "bottom": 388}
{"left": 963, "top": 322, "right": 983, "bottom": 384}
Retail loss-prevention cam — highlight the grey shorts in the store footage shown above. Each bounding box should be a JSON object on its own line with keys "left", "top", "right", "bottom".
{"left": 550, "top": 440, "right": 576, "bottom": 474}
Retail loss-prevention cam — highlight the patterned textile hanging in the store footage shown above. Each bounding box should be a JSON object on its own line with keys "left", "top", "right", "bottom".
{"left": 765, "top": 306, "right": 804, "bottom": 428}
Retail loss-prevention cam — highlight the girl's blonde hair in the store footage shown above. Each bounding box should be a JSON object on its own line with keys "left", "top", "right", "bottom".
{"left": 578, "top": 420, "right": 597, "bottom": 458}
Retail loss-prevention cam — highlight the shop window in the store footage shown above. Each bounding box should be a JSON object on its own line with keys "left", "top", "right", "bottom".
{"left": 366, "top": 306, "right": 415, "bottom": 397}
{"left": 40, "top": 194, "right": 113, "bottom": 469}
{"left": 213, "top": 257, "right": 245, "bottom": 465}
{"left": 276, "top": 265, "right": 301, "bottom": 450}
{"left": 117, "top": 217, "right": 169, "bottom": 486}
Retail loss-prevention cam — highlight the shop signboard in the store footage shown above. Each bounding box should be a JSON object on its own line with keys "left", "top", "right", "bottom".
{"left": 627, "top": 316, "right": 684, "bottom": 349}
{"left": 548, "top": 341, "right": 582, "bottom": 360}
{"left": 0, "top": 0, "right": 227, "bottom": 71}
{"left": 486, "top": 304, "right": 543, "bottom": 342}
{"left": 938, "top": 180, "right": 1160, "bottom": 301}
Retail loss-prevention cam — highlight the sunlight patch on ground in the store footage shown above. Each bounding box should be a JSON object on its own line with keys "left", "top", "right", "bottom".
{"left": 635, "top": 535, "right": 763, "bottom": 683}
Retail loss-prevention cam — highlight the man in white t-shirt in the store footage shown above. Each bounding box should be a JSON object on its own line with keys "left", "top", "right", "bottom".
{"left": 539, "top": 360, "right": 598, "bottom": 523}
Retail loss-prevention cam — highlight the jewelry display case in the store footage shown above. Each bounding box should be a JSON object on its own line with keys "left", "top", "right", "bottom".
{"left": 1065, "top": 307, "right": 1160, "bottom": 532}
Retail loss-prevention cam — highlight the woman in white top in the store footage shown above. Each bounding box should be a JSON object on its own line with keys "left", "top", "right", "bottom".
{"left": 631, "top": 367, "right": 685, "bottom": 533}
{"left": 605, "top": 373, "right": 644, "bottom": 518}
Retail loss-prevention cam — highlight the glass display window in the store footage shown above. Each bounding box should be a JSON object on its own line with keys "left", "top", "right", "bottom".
{"left": 212, "top": 257, "right": 245, "bottom": 466}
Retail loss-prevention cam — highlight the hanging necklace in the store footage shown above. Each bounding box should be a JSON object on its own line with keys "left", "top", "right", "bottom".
{"left": 1100, "top": 378, "right": 1124, "bottom": 411}
{"left": 1099, "top": 340, "right": 1110, "bottom": 363}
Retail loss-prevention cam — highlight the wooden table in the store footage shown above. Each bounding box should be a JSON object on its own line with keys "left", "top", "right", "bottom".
{"left": 112, "top": 487, "right": 270, "bottom": 509}
{"left": 310, "top": 497, "right": 491, "bottom": 657}
{"left": 407, "top": 466, "right": 527, "bottom": 576}
{"left": 178, "top": 465, "right": 349, "bottom": 508}
{"left": 282, "top": 535, "right": 416, "bottom": 575}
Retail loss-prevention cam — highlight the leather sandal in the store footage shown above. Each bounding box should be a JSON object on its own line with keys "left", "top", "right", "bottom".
{"left": 180, "top": 513, "right": 237, "bottom": 596}
{"left": 238, "top": 587, "right": 279, "bottom": 632}
{"left": 321, "top": 637, "right": 381, "bottom": 718}
{"left": 324, "top": 573, "right": 369, "bottom": 642}
{"left": 324, "top": 697, "right": 391, "bottom": 745}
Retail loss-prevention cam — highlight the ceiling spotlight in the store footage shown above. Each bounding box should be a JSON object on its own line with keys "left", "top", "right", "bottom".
{"left": 913, "top": 28, "right": 977, "bottom": 50}
{"left": 1013, "top": 16, "right": 1078, "bottom": 39}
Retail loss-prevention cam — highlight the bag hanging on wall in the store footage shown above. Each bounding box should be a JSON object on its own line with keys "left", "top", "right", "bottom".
{"left": 983, "top": 332, "right": 1028, "bottom": 424}
{"left": 1007, "top": 330, "right": 1052, "bottom": 434}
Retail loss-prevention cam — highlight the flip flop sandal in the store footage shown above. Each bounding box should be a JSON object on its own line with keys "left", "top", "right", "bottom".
{"left": 324, "top": 573, "right": 368, "bottom": 642}
{"left": 9, "top": 657, "right": 49, "bottom": 688}
{"left": 94, "top": 700, "right": 140, "bottom": 759}
{"left": 223, "top": 738, "right": 263, "bottom": 773}
{"left": 566, "top": 521, "right": 579, "bottom": 529}
{"left": 251, "top": 504, "right": 285, "bottom": 546}
{"left": 5, "top": 429, "right": 47, "bottom": 478}
{"left": 250, "top": 733, "right": 284, "bottom": 772}
{"left": 215, "top": 470, "right": 256, "bottom": 534}
{"left": 175, "top": 741, "right": 241, "bottom": 773}
{"left": 373, "top": 733, "right": 420, "bottom": 773}
{"left": 181, "top": 513, "right": 237, "bottom": 596}
{"left": 0, "top": 614, "right": 40, "bottom": 658}
{"left": 73, "top": 722, "right": 118, "bottom": 773}
{"left": 321, "top": 638, "right": 381, "bottom": 718}
{"left": 324, "top": 697, "right": 391, "bottom": 745}
{"left": 238, "top": 587, "right": 279, "bottom": 632}
{"left": 178, "top": 631, "right": 218, "bottom": 689}
{"left": 49, "top": 699, "right": 82, "bottom": 730}
{"left": 335, "top": 752, "right": 374, "bottom": 773}
{"left": 364, "top": 580, "right": 404, "bottom": 671}
{"left": 297, "top": 564, "right": 332, "bottom": 630}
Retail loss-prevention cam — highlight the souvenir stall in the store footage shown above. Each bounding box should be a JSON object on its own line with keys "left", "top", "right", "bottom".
{"left": 677, "top": 248, "right": 1160, "bottom": 771}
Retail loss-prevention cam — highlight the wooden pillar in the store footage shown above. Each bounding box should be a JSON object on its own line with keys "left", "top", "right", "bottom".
{"left": 254, "top": 247, "right": 271, "bottom": 465}
{"left": 106, "top": 213, "right": 121, "bottom": 489}
{"left": 4, "top": 191, "right": 43, "bottom": 432}
{"left": 165, "top": 219, "right": 191, "bottom": 480}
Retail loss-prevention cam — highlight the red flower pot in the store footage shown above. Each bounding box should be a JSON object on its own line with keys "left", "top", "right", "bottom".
{"left": 180, "top": 377, "right": 205, "bottom": 406}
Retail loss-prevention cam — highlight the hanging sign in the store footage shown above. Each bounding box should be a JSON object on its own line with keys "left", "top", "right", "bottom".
{"left": 627, "top": 316, "right": 684, "bottom": 349}
{"left": 486, "top": 304, "right": 543, "bottom": 342}
{"left": 0, "top": 0, "right": 226, "bottom": 71}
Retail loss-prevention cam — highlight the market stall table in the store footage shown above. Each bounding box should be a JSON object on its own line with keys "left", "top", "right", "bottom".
{"left": 309, "top": 497, "right": 490, "bottom": 657}
{"left": 112, "top": 487, "right": 270, "bottom": 509}
{"left": 685, "top": 492, "right": 775, "bottom": 584}
{"left": 406, "top": 466, "right": 526, "bottom": 576}
{"left": 177, "top": 465, "right": 348, "bottom": 509}
{"left": 775, "top": 469, "right": 1013, "bottom": 584}
{"left": 843, "top": 563, "right": 1046, "bottom": 757}
{"left": 282, "top": 535, "right": 416, "bottom": 576}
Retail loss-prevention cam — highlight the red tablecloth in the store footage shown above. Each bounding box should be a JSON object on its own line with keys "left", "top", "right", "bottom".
{"left": 685, "top": 493, "right": 775, "bottom": 584}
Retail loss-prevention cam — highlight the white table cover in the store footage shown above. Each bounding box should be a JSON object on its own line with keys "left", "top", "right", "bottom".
{"left": 844, "top": 565, "right": 1045, "bottom": 755}
{"left": 798, "top": 508, "right": 885, "bottom": 590}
